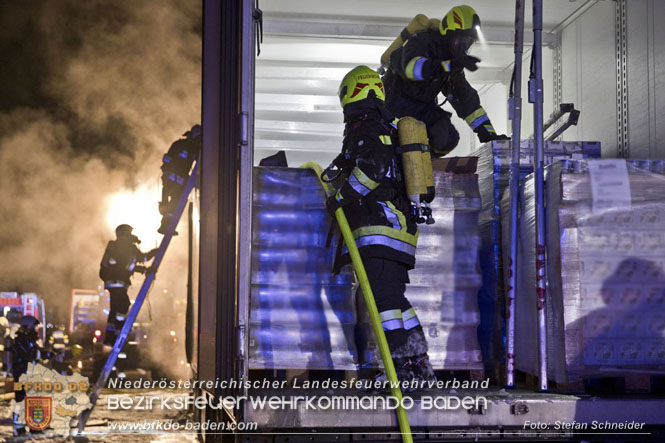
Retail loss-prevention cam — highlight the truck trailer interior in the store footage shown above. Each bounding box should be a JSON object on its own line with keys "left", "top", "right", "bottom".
{"left": 194, "top": 1, "right": 665, "bottom": 441}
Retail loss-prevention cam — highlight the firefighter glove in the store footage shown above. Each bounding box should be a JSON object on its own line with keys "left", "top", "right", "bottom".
{"left": 475, "top": 124, "right": 510, "bottom": 143}
{"left": 450, "top": 55, "right": 480, "bottom": 72}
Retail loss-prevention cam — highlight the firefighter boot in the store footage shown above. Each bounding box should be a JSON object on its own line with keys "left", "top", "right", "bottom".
{"left": 405, "top": 326, "right": 436, "bottom": 387}
{"left": 158, "top": 216, "right": 178, "bottom": 236}
{"left": 411, "top": 353, "right": 437, "bottom": 387}
{"left": 391, "top": 356, "right": 414, "bottom": 383}
{"left": 371, "top": 356, "right": 415, "bottom": 393}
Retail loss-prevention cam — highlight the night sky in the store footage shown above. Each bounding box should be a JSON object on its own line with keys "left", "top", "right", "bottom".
{"left": 0, "top": 0, "right": 202, "bottom": 324}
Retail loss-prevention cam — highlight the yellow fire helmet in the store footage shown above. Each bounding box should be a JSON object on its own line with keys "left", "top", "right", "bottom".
{"left": 71, "top": 344, "right": 83, "bottom": 357}
{"left": 439, "top": 5, "right": 481, "bottom": 37}
{"left": 338, "top": 65, "right": 385, "bottom": 108}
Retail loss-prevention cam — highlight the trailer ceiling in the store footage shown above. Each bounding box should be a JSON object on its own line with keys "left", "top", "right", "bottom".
{"left": 256, "top": 0, "right": 595, "bottom": 166}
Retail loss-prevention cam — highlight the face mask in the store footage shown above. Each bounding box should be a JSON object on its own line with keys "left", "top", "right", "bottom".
{"left": 450, "top": 35, "right": 475, "bottom": 57}
{"left": 120, "top": 234, "right": 141, "bottom": 244}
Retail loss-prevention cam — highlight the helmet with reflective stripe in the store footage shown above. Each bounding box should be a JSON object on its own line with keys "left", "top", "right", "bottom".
{"left": 338, "top": 65, "right": 385, "bottom": 108}
{"left": 439, "top": 5, "right": 481, "bottom": 38}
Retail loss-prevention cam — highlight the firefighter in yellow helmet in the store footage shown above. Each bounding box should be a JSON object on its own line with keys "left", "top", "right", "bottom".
{"left": 383, "top": 5, "right": 509, "bottom": 157}
{"left": 325, "top": 65, "right": 435, "bottom": 384}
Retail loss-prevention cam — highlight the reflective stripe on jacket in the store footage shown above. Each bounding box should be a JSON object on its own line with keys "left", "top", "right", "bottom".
{"left": 334, "top": 106, "right": 418, "bottom": 270}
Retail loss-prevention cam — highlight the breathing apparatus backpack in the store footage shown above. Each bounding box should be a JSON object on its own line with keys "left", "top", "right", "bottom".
{"left": 380, "top": 14, "right": 441, "bottom": 73}
{"left": 321, "top": 117, "right": 435, "bottom": 224}
{"left": 395, "top": 117, "right": 435, "bottom": 224}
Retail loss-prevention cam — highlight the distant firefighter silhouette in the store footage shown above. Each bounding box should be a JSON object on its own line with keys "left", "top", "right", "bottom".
{"left": 99, "top": 224, "right": 157, "bottom": 347}
{"left": 11, "top": 316, "right": 50, "bottom": 436}
{"left": 158, "top": 125, "right": 201, "bottom": 235}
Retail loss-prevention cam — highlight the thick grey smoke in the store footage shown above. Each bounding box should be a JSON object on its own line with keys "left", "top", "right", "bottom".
{"left": 0, "top": 0, "right": 201, "bottom": 379}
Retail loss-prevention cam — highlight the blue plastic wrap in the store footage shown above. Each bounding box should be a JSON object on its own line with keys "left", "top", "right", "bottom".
{"left": 249, "top": 167, "right": 357, "bottom": 369}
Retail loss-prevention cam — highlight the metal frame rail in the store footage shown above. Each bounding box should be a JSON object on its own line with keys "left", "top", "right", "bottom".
{"left": 530, "top": 0, "right": 549, "bottom": 392}
{"left": 505, "top": 0, "right": 526, "bottom": 389}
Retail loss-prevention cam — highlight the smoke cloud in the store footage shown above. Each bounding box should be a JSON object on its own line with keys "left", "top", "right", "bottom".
{"left": 0, "top": 0, "right": 201, "bottom": 379}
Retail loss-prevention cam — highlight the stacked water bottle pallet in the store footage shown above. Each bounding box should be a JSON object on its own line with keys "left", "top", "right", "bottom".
{"left": 503, "top": 159, "right": 665, "bottom": 392}
{"left": 472, "top": 140, "right": 601, "bottom": 371}
{"left": 249, "top": 167, "right": 357, "bottom": 370}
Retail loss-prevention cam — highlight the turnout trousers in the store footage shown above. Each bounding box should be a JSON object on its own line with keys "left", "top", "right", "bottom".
{"left": 361, "top": 257, "right": 429, "bottom": 360}
{"left": 386, "top": 95, "right": 460, "bottom": 157}
{"left": 104, "top": 287, "right": 131, "bottom": 346}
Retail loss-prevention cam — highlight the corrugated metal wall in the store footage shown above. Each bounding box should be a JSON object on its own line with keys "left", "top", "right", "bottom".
{"left": 625, "top": 0, "right": 665, "bottom": 159}
{"left": 559, "top": 1, "right": 615, "bottom": 155}
{"left": 560, "top": 0, "right": 665, "bottom": 159}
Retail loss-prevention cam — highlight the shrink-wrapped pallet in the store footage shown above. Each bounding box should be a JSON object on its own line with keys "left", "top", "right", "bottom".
{"left": 249, "top": 167, "right": 357, "bottom": 369}
{"left": 503, "top": 159, "right": 665, "bottom": 383}
{"left": 473, "top": 140, "right": 601, "bottom": 369}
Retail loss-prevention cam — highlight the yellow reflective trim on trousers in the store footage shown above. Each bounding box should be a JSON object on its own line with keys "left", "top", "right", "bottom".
{"left": 464, "top": 107, "right": 487, "bottom": 126}
{"left": 402, "top": 307, "right": 417, "bottom": 321}
{"left": 352, "top": 167, "right": 379, "bottom": 191}
{"left": 352, "top": 226, "right": 418, "bottom": 247}
{"left": 405, "top": 56, "right": 424, "bottom": 80}
{"left": 379, "top": 309, "right": 403, "bottom": 322}
{"left": 379, "top": 135, "right": 392, "bottom": 145}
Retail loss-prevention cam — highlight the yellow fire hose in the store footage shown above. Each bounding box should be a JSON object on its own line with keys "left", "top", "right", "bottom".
{"left": 300, "top": 162, "right": 413, "bottom": 443}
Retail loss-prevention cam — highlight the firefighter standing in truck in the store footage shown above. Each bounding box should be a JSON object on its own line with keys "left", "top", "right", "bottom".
{"left": 99, "top": 224, "right": 157, "bottom": 349}
{"left": 382, "top": 5, "right": 509, "bottom": 157}
{"left": 325, "top": 65, "right": 435, "bottom": 383}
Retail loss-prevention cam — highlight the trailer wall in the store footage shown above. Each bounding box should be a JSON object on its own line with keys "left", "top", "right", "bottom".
{"left": 560, "top": 0, "right": 665, "bottom": 159}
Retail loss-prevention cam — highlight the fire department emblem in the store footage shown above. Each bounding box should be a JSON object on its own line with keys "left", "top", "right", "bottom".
{"left": 25, "top": 397, "right": 52, "bottom": 431}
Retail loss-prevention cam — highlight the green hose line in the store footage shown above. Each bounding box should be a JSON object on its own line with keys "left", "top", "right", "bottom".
{"left": 301, "top": 162, "right": 413, "bottom": 443}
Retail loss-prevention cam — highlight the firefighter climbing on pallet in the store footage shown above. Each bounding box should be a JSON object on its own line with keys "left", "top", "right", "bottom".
{"left": 324, "top": 65, "right": 436, "bottom": 385}
{"left": 99, "top": 224, "right": 157, "bottom": 350}
{"left": 382, "top": 5, "right": 509, "bottom": 157}
{"left": 158, "top": 124, "right": 201, "bottom": 235}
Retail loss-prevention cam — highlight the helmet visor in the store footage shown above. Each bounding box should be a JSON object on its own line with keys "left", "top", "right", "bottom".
{"left": 451, "top": 35, "right": 475, "bottom": 57}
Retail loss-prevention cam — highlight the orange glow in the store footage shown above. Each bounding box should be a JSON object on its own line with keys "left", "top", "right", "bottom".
{"left": 106, "top": 183, "right": 162, "bottom": 246}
